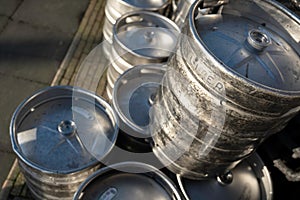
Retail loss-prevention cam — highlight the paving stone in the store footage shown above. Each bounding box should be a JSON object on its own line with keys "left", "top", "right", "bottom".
{"left": 0, "top": 54, "right": 60, "bottom": 84}
{"left": 0, "top": 0, "right": 22, "bottom": 17}
{"left": 0, "top": 16, "right": 9, "bottom": 32}
{"left": 0, "top": 21, "right": 72, "bottom": 61}
{"left": 10, "top": 173, "right": 25, "bottom": 196}
{"left": 0, "top": 74, "right": 47, "bottom": 152}
{"left": 64, "top": 58, "right": 79, "bottom": 79}
{"left": 0, "top": 152, "right": 16, "bottom": 191}
{"left": 12, "top": 0, "right": 89, "bottom": 34}
{"left": 60, "top": 77, "right": 70, "bottom": 85}
{"left": 0, "top": 179, "right": 13, "bottom": 200}
{"left": 73, "top": 40, "right": 86, "bottom": 59}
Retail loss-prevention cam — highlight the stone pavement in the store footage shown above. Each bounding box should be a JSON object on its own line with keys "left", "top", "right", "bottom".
{"left": 0, "top": 0, "right": 107, "bottom": 199}
{"left": 0, "top": 0, "right": 91, "bottom": 198}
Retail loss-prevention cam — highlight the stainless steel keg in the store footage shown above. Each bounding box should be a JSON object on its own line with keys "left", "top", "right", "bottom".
{"left": 106, "top": 11, "right": 179, "bottom": 99}
{"left": 103, "top": 0, "right": 172, "bottom": 44}
{"left": 151, "top": 0, "right": 300, "bottom": 179}
{"left": 73, "top": 162, "right": 182, "bottom": 200}
{"left": 112, "top": 64, "right": 165, "bottom": 152}
{"left": 177, "top": 153, "right": 273, "bottom": 200}
{"left": 10, "top": 86, "right": 119, "bottom": 200}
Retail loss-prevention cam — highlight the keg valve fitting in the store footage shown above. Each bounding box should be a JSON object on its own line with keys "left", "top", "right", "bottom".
{"left": 246, "top": 29, "right": 271, "bottom": 51}
{"left": 58, "top": 120, "right": 77, "bottom": 136}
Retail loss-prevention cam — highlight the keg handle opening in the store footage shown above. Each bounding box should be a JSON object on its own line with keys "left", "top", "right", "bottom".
{"left": 217, "top": 171, "right": 233, "bottom": 185}
{"left": 148, "top": 92, "right": 157, "bottom": 106}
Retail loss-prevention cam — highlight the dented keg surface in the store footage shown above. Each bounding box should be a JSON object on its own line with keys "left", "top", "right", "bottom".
{"left": 73, "top": 162, "right": 182, "bottom": 200}
{"left": 10, "top": 86, "right": 118, "bottom": 200}
{"left": 103, "top": 0, "right": 171, "bottom": 43}
{"left": 151, "top": 95, "right": 254, "bottom": 168}
{"left": 177, "top": 153, "right": 273, "bottom": 200}
{"left": 152, "top": 142, "right": 240, "bottom": 179}
{"left": 151, "top": 0, "right": 300, "bottom": 179}
{"left": 153, "top": 85, "right": 260, "bottom": 151}
{"left": 112, "top": 64, "right": 165, "bottom": 153}
{"left": 158, "top": 102, "right": 259, "bottom": 152}
{"left": 161, "top": 71, "right": 276, "bottom": 138}
{"left": 168, "top": 49, "right": 293, "bottom": 134}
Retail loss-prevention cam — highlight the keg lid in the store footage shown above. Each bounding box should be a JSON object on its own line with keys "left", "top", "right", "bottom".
{"left": 105, "top": 0, "right": 170, "bottom": 25}
{"left": 192, "top": 0, "right": 300, "bottom": 91}
{"left": 112, "top": 64, "right": 165, "bottom": 138}
{"left": 113, "top": 11, "right": 179, "bottom": 64}
{"left": 10, "top": 86, "right": 118, "bottom": 174}
{"left": 73, "top": 162, "right": 182, "bottom": 200}
{"left": 123, "top": 0, "right": 170, "bottom": 9}
{"left": 178, "top": 153, "right": 273, "bottom": 200}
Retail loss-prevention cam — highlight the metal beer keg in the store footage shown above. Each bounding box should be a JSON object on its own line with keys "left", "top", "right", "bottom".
{"left": 103, "top": 0, "right": 171, "bottom": 44}
{"left": 172, "top": 0, "right": 196, "bottom": 27}
{"left": 10, "top": 86, "right": 118, "bottom": 200}
{"left": 73, "top": 162, "right": 182, "bottom": 200}
{"left": 177, "top": 153, "right": 273, "bottom": 200}
{"left": 106, "top": 11, "right": 179, "bottom": 99}
{"left": 112, "top": 64, "right": 165, "bottom": 152}
{"left": 151, "top": 0, "right": 300, "bottom": 179}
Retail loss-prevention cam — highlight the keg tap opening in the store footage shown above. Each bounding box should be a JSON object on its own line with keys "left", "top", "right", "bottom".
{"left": 58, "top": 120, "right": 77, "bottom": 136}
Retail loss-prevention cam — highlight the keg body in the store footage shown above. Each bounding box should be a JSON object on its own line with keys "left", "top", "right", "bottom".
{"left": 151, "top": 0, "right": 300, "bottom": 179}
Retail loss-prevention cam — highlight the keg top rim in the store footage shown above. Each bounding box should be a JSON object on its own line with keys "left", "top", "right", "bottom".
{"left": 10, "top": 86, "right": 119, "bottom": 174}
{"left": 188, "top": 0, "right": 300, "bottom": 95}
{"left": 177, "top": 153, "right": 273, "bottom": 200}
{"left": 73, "top": 161, "right": 182, "bottom": 200}
{"left": 120, "top": 0, "right": 171, "bottom": 10}
{"left": 112, "top": 64, "right": 165, "bottom": 137}
{"left": 113, "top": 11, "right": 180, "bottom": 62}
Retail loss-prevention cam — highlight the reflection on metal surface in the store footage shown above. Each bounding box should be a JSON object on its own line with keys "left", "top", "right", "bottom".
{"left": 73, "top": 162, "right": 182, "bottom": 200}
{"left": 10, "top": 86, "right": 118, "bottom": 199}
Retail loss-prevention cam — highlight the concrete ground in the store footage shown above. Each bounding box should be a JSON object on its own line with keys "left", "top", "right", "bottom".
{"left": 0, "top": 0, "right": 90, "bottom": 190}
